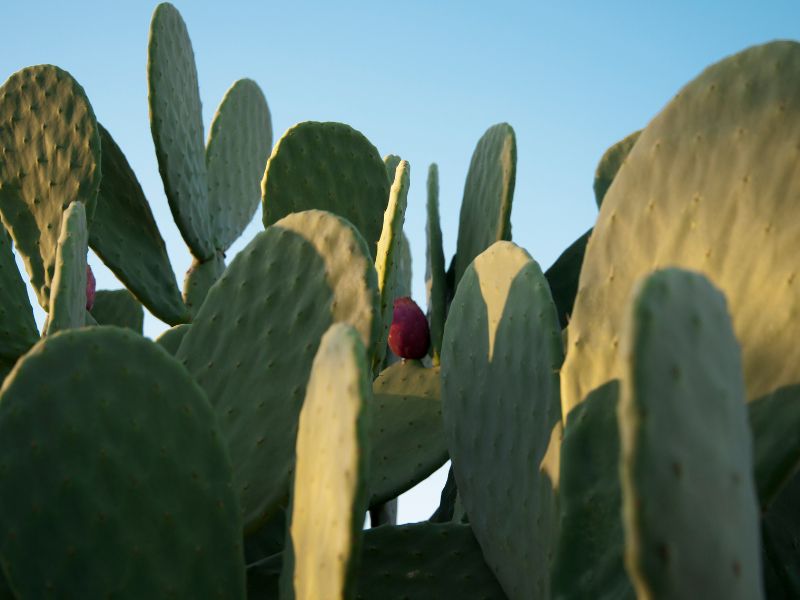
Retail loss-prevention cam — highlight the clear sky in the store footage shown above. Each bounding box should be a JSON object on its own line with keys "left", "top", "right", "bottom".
{"left": 2, "top": 1, "right": 799, "bottom": 522}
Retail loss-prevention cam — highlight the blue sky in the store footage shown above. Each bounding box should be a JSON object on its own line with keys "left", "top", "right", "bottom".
{"left": 2, "top": 1, "right": 799, "bottom": 521}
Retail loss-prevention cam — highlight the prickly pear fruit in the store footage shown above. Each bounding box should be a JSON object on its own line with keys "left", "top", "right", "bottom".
{"left": 85, "top": 265, "right": 96, "bottom": 310}
{"left": 388, "top": 297, "right": 430, "bottom": 359}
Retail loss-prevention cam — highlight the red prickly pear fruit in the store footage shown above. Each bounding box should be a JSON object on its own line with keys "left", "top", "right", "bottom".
{"left": 388, "top": 297, "right": 430, "bottom": 360}
{"left": 86, "top": 265, "right": 96, "bottom": 311}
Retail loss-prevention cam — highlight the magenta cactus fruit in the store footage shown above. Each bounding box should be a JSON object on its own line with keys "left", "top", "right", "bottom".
{"left": 86, "top": 265, "right": 96, "bottom": 310}
{"left": 388, "top": 297, "right": 430, "bottom": 359}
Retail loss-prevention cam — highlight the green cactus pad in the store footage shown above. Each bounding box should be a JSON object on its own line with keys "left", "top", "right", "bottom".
{"left": 283, "top": 323, "right": 371, "bottom": 600}
{"left": 761, "top": 471, "right": 800, "bottom": 596}
{"left": 453, "top": 123, "right": 516, "bottom": 286}
{"left": 261, "top": 122, "right": 389, "bottom": 257}
{"left": 90, "top": 124, "right": 189, "bottom": 325}
{"left": 368, "top": 360, "right": 446, "bottom": 506}
{"left": 593, "top": 130, "right": 641, "bottom": 208}
{"left": 373, "top": 160, "right": 409, "bottom": 371}
{"left": 429, "top": 466, "right": 457, "bottom": 523}
{"left": 0, "top": 227, "right": 37, "bottom": 361}
{"left": 245, "top": 508, "right": 287, "bottom": 566}
{"left": 46, "top": 202, "right": 87, "bottom": 335}
{"left": 0, "top": 327, "right": 244, "bottom": 598}
{"left": 148, "top": 2, "right": 213, "bottom": 260}
{"left": 441, "top": 241, "right": 562, "bottom": 599}
{"left": 383, "top": 154, "right": 401, "bottom": 182}
{"left": 619, "top": 269, "right": 763, "bottom": 599}
{"left": 0, "top": 65, "right": 101, "bottom": 310}
{"left": 176, "top": 210, "right": 378, "bottom": 533}
{"left": 747, "top": 385, "right": 800, "bottom": 508}
{"left": 90, "top": 289, "right": 144, "bottom": 333}
{"left": 397, "top": 233, "right": 412, "bottom": 299}
{"left": 551, "top": 380, "right": 633, "bottom": 600}
{"left": 155, "top": 323, "right": 191, "bottom": 355}
{"left": 182, "top": 252, "right": 225, "bottom": 316}
{"left": 563, "top": 42, "right": 800, "bottom": 416}
{"left": 545, "top": 228, "right": 591, "bottom": 330}
{"left": 207, "top": 78, "right": 272, "bottom": 251}
{"left": 425, "top": 163, "right": 446, "bottom": 365}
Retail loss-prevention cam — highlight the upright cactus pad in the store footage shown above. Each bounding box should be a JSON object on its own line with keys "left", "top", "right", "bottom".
{"left": 176, "top": 210, "right": 378, "bottom": 532}
{"left": 262, "top": 122, "right": 389, "bottom": 257}
{"left": 593, "top": 130, "right": 641, "bottom": 208}
{"left": 441, "top": 241, "right": 562, "bottom": 599}
{"left": 90, "top": 124, "right": 189, "bottom": 325}
{"left": 0, "top": 327, "right": 244, "bottom": 598}
{"left": 562, "top": 41, "right": 800, "bottom": 415}
{"left": 425, "top": 163, "right": 446, "bottom": 364}
{"left": 148, "top": 2, "right": 213, "bottom": 260}
{"left": 0, "top": 65, "right": 100, "bottom": 310}
{"left": 206, "top": 78, "right": 273, "bottom": 251}
{"left": 368, "top": 360, "right": 446, "bottom": 506}
{"left": 619, "top": 269, "right": 763, "bottom": 599}
{"left": 453, "top": 123, "right": 516, "bottom": 285}
{"left": 46, "top": 202, "right": 88, "bottom": 335}
{"left": 0, "top": 227, "right": 37, "bottom": 361}
{"left": 90, "top": 289, "right": 145, "bottom": 333}
{"left": 182, "top": 251, "right": 225, "bottom": 316}
{"left": 284, "top": 323, "right": 371, "bottom": 600}
{"left": 545, "top": 228, "right": 591, "bottom": 329}
{"left": 155, "top": 323, "right": 191, "bottom": 355}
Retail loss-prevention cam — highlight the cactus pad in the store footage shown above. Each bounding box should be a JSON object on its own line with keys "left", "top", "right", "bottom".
{"left": 90, "top": 289, "right": 144, "bottom": 333}
{"left": 453, "top": 123, "right": 516, "bottom": 285}
{"left": 155, "top": 323, "right": 191, "bottom": 355}
{"left": 425, "top": 163, "right": 446, "bottom": 364}
{"left": 563, "top": 41, "right": 800, "bottom": 415}
{"left": 182, "top": 252, "right": 225, "bottom": 316}
{"left": 619, "top": 269, "right": 763, "bottom": 599}
{"left": 207, "top": 78, "right": 272, "bottom": 251}
{"left": 0, "top": 227, "right": 37, "bottom": 361}
{"left": 284, "top": 323, "right": 371, "bottom": 600}
{"left": 261, "top": 122, "right": 389, "bottom": 257}
{"left": 0, "top": 327, "right": 244, "bottom": 598}
{"left": 46, "top": 202, "right": 88, "bottom": 335}
{"left": 176, "top": 210, "right": 378, "bottom": 532}
{"left": 368, "top": 360, "right": 446, "bottom": 506}
{"left": 148, "top": 2, "right": 213, "bottom": 260}
{"left": 545, "top": 228, "right": 591, "bottom": 329}
{"left": 0, "top": 65, "right": 100, "bottom": 309}
{"left": 593, "top": 130, "right": 641, "bottom": 208}
{"left": 90, "top": 124, "right": 189, "bottom": 325}
{"left": 441, "top": 241, "right": 562, "bottom": 599}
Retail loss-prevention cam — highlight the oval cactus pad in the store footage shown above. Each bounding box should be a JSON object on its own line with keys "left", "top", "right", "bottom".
{"left": 176, "top": 210, "right": 378, "bottom": 532}
{"left": 0, "top": 65, "right": 100, "bottom": 310}
{"left": 0, "top": 327, "right": 244, "bottom": 598}
{"left": 261, "top": 121, "right": 389, "bottom": 257}
{"left": 441, "top": 241, "right": 562, "bottom": 599}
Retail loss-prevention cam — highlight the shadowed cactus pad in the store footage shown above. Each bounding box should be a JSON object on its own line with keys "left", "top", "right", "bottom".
{"left": 46, "top": 202, "right": 88, "bottom": 335}
{"left": 0, "top": 327, "right": 244, "bottom": 598}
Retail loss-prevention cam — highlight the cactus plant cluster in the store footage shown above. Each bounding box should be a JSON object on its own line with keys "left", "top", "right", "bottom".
{"left": 0, "top": 3, "right": 798, "bottom": 599}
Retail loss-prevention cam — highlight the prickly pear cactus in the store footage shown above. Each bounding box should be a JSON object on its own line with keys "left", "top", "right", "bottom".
{"left": 46, "top": 202, "right": 88, "bottom": 335}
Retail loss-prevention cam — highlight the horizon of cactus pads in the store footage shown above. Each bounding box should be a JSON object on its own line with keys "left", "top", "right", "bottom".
{"left": 0, "top": 3, "right": 798, "bottom": 598}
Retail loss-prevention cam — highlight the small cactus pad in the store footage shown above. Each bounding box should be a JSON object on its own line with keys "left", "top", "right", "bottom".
{"left": 562, "top": 42, "right": 800, "bottom": 415}
{"left": 761, "top": 471, "right": 800, "bottom": 596}
{"left": 618, "top": 269, "right": 763, "bottom": 599}
{"left": 747, "top": 385, "right": 800, "bottom": 508}
{"left": 545, "top": 228, "right": 591, "bottom": 329}
{"left": 441, "top": 241, "right": 562, "bottom": 599}
{"left": 46, "top": 202, "right": 88, "bottom": 336}
{"left": 0, "top": 65, "right": 100, "bottom": 309}
{"left": 368, "top": 360, "right": 446, "bottom": 506}
{"left": 374, "top": 160, "right": 410, "bottom": 369}
{"left": 176, "top": 210, "right": 378, "bottom": 532}
{"left": 284, "top": 323, "right": 371, "bottom": 600}
{"left": 387, "top": 297, "right": 430, "bottom": 360}
{"left": 89, "top": 289, "right": 145, "bottom": 333}
{"left": 0, "top": 226, "right": 37, "bottom": 361}
{"left": 551, "top": 381, "right": 634, "bottom": 600}
{"left": 206, "top": 78, "right": 273, "bottom": 251}
{"left": 0, "top": 327, "right": 244, "bottom": 598}
{"left": 262, "top": 122, "right": 389, "bottom": 257}
{"left": 148, "top": 2, "right": 213, "bottom": 260}
{"left": 383, "top": 154, "right": 401, "bottom": 182}
{"left": 155, "top": 323, "right": 191, "bottom": 355}
{"left": 396, "top": 233, "right": 412, "bottom": 299}
{"left": 355, "top": 523, "right": 506, "bottom": 599}
{"left": 593, "top": 130, "right": 641, "bottom": 208}
{"left": 453, "top": 123, "right": 516, "bottom": 285}
{"left": 182, "top": 252, "right": 225, "bottom": 316}
{"left": 90, "top": 124, "right": 189, "bottom": 325}
{"left": 425, "top": 163, "right": 446, "bottom": 364}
